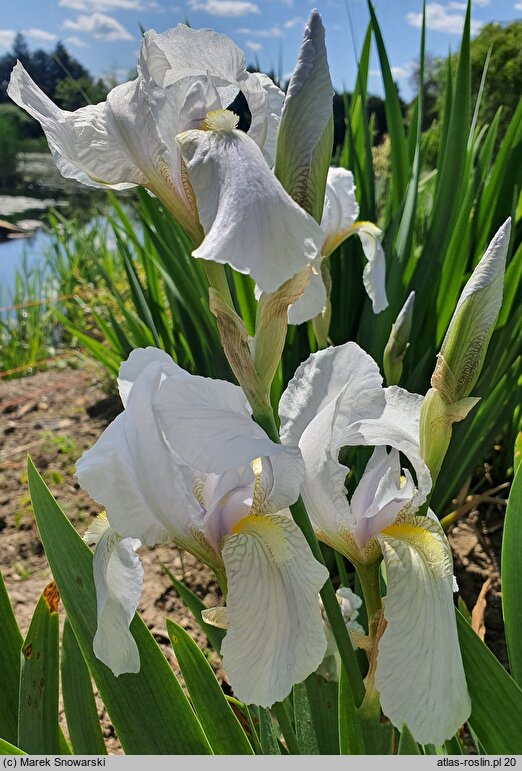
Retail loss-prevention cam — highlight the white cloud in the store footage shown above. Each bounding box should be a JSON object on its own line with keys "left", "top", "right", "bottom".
{"left": 64, "top": 12, "right": 134, "bottom": 40}
{"left": 406, "top": 3, "right": 482, "bottom": 35}
{"left": 236, "top": 25, "right": 283, "bottom": 37}
{"left": 447, "top": 1, "right": 466, "bottom": 9}
{"left": 0, "top": 29, "right": 15, "bottom": 50}
{"left": 282, "top": 16, "right": 306, "bottom": 29}
{"left": 474, "top": 0, "right": 490, "bottom": 5}
{"left": 245, "top": 39, "right": 262, "bottom": 51}
{"left": 24, "top": 28, "right": 57, "bottom": 42}
{"left": 59, "top": 0, "right": 143, "bottom": 10}
{"left": 515, "top": 1, "right": 522, "bottom": 9}
{"left": 65, "top": 35, "right": 89, "bottom": 47}
{"left": 187, "top": 0, "right": 260, "bottom": 17}
{"left": 390, "top": 60, "right": 416, "bottom": 79}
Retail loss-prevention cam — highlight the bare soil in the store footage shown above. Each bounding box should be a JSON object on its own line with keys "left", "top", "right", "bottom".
{"left": 0, "top": 362, "right": 510, "bottom": 752}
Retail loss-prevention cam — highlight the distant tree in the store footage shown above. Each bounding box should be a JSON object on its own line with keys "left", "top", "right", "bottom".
{"left": 470, "top": 21, "right": 522, "bottom": 134}
{"left": 0, "top": 34, "right": 107, "bottom": 108}
{"left": 411, "top": 20, "right": 522, "bottom": 136}
{"left": 54, "top": 75, "right": 108, "bottom": 110}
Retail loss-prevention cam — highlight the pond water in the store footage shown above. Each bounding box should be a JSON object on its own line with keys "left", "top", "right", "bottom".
{"left": 0, "top": 228, "right": 54, "bottom": 301}
{"left": 0, "top": 152, "right": 107, "bottom": 301}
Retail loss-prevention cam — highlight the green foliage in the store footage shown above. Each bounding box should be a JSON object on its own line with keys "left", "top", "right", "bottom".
{"left": 419, "top": 20, "right": 522, "bottom": 150}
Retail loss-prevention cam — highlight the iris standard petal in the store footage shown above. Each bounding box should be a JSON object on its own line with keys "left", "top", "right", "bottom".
{"left": 141, "top": 25, "right": 280, "bottom": 157}
{"left": 279, "top": 341, "right": 384, "bottom": 447}
{"left": 341, "top": 386, "right": 432, "bottom": 507}
{"left": 375, "top": 515, "right": 471, "bottom": 745}
{"left": 91, "top": 526, "right": 143, "bottom": 677}
{"left": 220, "top": 512, "right": 328, "bottom": 706}
{"left": 118, "top": 345, "right": 183, "bottom": 407}
{"left": 153, "top": 368, "right": 294, "bottom": 474}
{"left": 176, "top": 126, "right": 323, "bottom": 294}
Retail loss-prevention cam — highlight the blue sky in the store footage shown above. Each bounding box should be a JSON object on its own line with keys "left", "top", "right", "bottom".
{"left": 2, "top": 0, "right": 521, "bottom": 99}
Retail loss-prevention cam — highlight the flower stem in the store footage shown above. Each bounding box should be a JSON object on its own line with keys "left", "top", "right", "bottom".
{"left": 355, "top": 560, "right": 382, "bottom": 637}
{"left": 203, "top": 261, "right": 235, "bottom": 309}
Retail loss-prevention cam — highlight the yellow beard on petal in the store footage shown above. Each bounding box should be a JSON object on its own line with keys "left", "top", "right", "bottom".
{"left": 231, "top": 514, "right": 292, "bottom": 565}
{"left": 200, "top": 109, "right": 239, "bottom": 133}
{"left": 381, "top": 521, "right": 449, "bottom": 578}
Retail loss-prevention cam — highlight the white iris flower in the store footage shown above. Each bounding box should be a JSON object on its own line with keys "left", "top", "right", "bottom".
{"left": 279, "top": 342, "right": 470, "bottom": 745}
{"left": 76, "top": 347, "right": 328, "bottom": 708}
{"left": 8, "top": 25, "right": 323, "bottom": 293}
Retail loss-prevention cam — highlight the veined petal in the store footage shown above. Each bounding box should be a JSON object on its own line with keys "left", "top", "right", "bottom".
{"left": 220, "top": 512, "right": 328, "bottom": 706}
{"left": 153, "top": 368, "right": 295, "bottom": 474}
{"left": 176, "top": 127, "right": 323, "bottom": 294}
{"left": 279, "top": 341, "right": 384, "bottom": 447}
{"left": 340, "top": 386, "right": 431, "bottom": 507}
{"left": 321, "top": 167, "right": 359, "bottom": 254}
{"left": 91, "top": 527, "right": 143, "bottom": 677}
{"left": 7, "top": 63, "right": 145, "bottom": 190}
{"left": 375, "top": 515, "right": 470, "bottom": 745}
{"left": 287, "top": 265, "right": 327, "bottom": 326}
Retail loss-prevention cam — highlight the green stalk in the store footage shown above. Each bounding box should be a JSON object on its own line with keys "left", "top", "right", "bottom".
{"left": 355, "top": 560, "right": 382, "bottom": 634}
{"left": 290, "top": 498, "right": 366, "bottom": 707}
{"left": 203, "top": 262, "right": 235, "bottom": 309}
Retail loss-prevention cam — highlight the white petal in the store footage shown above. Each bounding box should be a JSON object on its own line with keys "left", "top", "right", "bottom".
{"left": 259, "top": 452, "right": 305, "bottom": 515}
{"left": 176, "top": 127, "right": 323, "bottom": 294}
{"left": 250, "top": 72, "right": 284, "bottom": 166}
{"left": 154, "top": 368, "right": 299, "bottom": 475}
{"left": 76, "top": 359, "right": 207, "bottom": 555}
{"left": 7, "top": 63, "right": 145, "bottom": 190}
{"left": 279, "top": 341, "right": 383, "bottom": 447}
{"left": 92, "top": 528, "right": 143, "bottom": 677}
{"left": 342, "top": 386, "right": 432, "bottom": 507}
{"left": 321, "top": 167, "right": 359, "bottom": 250}
{"left": 118, "top": 346, "right": 182, "bottom": 407}
{"left": 351, "top": 448, "right": 417, "bottom": 548}
{"left": 220, "top": 513, "right": 328, "bottom": 707}
{"left": 287, "top": 265, "right": 327, "bottom": 325}
{"left": 356, "top": 224, "right": 388, "bottom": 314}
{"left": 141, "top": 25, "right": 248, "bottom": 90}
{"left": 375, "top": 516, "right": 471, "bottom": 745}
{"left": 141, "top": 25, "right": 276, "bottom": 156}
